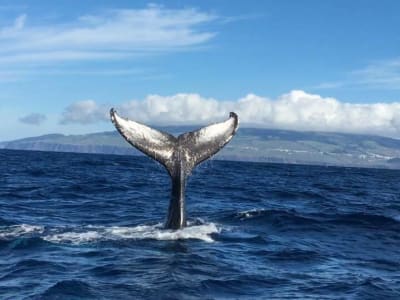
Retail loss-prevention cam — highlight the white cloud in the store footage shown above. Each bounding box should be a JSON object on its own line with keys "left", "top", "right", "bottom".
{"left": 312, "top": 82, "right": 344, "bottom": 89}
{"left": 60, "top": 100, "right": 108, "bottom": 124}
{"left": 19, "top": 113, "right": 46, "bottom": 125}
{"left": 314, "top": 57, "right": 400, "bottom": 90}
{"left": 351, "top": 58, "right": 400, "bottom": 89}
{"left": 0, "top": 68, "right": 148, "bottom": 83}
{"left": 60, "top": 90, "right": 400, "bottom": 138}
{"left": 0, "top": 5, "right": 217, "bottom": 65}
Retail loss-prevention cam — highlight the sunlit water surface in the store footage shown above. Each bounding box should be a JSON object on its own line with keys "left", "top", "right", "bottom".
{"left": 0, "top": 149, "right": 399, "bottom": 299}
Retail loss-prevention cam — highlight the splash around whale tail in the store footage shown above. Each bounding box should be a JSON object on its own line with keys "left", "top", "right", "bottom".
{"left": 110, "top": 108, "right": 238, "bottom": 175}
{"left": 110, "top": 108, "right": 239, "bottom": 229}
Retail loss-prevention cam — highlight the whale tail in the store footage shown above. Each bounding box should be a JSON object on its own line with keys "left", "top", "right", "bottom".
{"left": 110, "top": 109, "right": 238, "bottom": 175}
{"left": 110, "top": 108, "right": 239, "bottom": 229}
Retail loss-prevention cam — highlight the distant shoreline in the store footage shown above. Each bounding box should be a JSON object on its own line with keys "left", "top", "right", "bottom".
{"left": 1, "top": 128, "right": 400, "bottom": 170}
{"left": 2, "top": 147, "right": 400, "bottom": 172}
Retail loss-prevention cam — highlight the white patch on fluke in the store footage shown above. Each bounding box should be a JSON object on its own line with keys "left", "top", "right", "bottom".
{"left": 111, "top": 110, "right": 175, "bottom": 161}
{"left": 197, "top": 117, "right": 236, "bottom": 144}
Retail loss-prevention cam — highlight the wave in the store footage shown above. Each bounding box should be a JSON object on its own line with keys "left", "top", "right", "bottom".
{"left": 328, "top": 212, "right": 400, "bottom": 228}
{"left": 1, "top": 259, "right": 68, "bottom": 281}
{"left": 0, "top": 217, "right": 14, "bottom": 226}
{"left": 0, "top": 221, "right": 220, "bottom": 244}
{"left": 0, "top": 224, "right": 44, "bottom": 239}
{"left": 27, "top": 168, "right": 46, "bottom": 177}
{"left": 232, "top": 208, "right": 321, "bottom": 227}
{"left": 44, "top": 222, "right": 219, "bottom": 244}
{"left": 235, "top": 208, "right": 306, "bottom": 221}
{"left": 40, "top": 280, "right": 95, "bottom": 298}
{"left": 251, "top": 248, "right": 323, "bottom": 263}
{"left": 233, "top": 208, "right": 400, "bottom": 228}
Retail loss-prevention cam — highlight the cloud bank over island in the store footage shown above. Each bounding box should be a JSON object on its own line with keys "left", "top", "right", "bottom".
{"left": 60, "top": 90, "right": 400, "bottom": 138}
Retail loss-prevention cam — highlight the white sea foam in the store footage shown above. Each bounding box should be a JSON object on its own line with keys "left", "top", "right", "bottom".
{"left": 0, "top": 221, "right": 220, "bottom": 244}
{"left": 237, "top": 208, "right": 266, "bottom": 219}
{"left": 43, "top": 222, "right": 220, "bottom": 244}
{"left": 0, "top": 224, "right": 44, "bottom": 239}
{"left": 106, "top": 222, "right": 219, "bottom": 243}
{"left": 43, "top": 231, "right": 102, "bottom": 244}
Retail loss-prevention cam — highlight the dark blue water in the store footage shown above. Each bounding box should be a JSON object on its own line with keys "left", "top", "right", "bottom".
{"left": 0, "top": 149, "right": 399, "bottom": 299}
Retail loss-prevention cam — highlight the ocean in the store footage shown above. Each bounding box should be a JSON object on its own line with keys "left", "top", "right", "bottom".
{"left": 0, "top": 149, "right": 399, "bottom": 299}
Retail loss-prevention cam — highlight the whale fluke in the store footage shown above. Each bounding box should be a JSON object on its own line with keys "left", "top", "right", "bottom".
{"left": 110, "top": 109, "right": 239, "bottom": 229}
{"left": 110, "top": 108, "right": 177, "bottom": 175}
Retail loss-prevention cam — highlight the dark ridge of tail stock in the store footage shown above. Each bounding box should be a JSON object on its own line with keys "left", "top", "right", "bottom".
{"left": 110, "top": 109, "right": 239, "bottom": 229}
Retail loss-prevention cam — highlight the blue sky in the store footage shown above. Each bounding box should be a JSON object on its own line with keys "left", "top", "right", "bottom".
{"left": 1, "top": 0, "right": 400, "bottom": 140}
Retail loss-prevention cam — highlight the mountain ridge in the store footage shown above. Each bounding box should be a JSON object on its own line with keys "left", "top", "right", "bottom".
{"left": 1, "top": 127, "right": 400, "bottom": 169}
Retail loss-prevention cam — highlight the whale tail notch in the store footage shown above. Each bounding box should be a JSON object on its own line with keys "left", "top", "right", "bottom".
{"left": 110, "top": 109, "right": 238, "bottom": 175}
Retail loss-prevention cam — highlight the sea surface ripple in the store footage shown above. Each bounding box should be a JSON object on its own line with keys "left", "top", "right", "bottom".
{"left": 0, "top": 149, "right": 399, "bottom": 299}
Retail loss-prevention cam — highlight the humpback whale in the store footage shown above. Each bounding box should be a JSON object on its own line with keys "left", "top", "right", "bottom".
{"left": 110, "top": 109, "right": 239, "bottom": 229}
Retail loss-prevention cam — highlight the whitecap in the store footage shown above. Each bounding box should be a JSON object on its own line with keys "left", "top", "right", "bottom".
{"left": 236, "top": 208, "right": 266, "bottom": 219}
{"left": 106, "top": 222, "right": 220, "bottom": 243}
{"left": 0, "top": 224, "right": 44, "bottom": 239}
{"left": 43, "top": 222, "right": 220, "bottom": 244}
{"left": 43, "top": 231, "right": 102, "bottom": 245}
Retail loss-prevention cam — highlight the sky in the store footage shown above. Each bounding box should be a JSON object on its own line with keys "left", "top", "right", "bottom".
{"left": 1, "top": 0, "right": 400, "bottom": 140}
